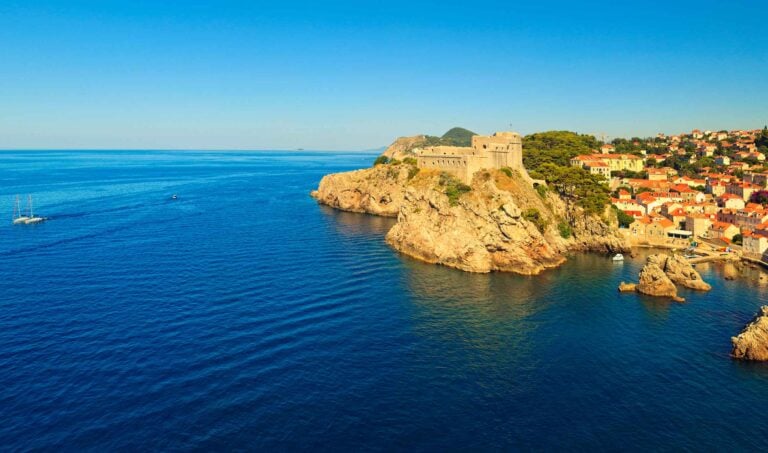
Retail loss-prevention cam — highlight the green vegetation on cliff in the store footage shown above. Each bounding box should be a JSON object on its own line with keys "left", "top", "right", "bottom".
{"left": 439, "top": 172, "right": 471, "bottom": 206}
{"left": 539, "top": 163, "right": 609, "bottom": 215}
{"left": 613, "top": 205, "right": 636, "bottom": 227}
{"left": 523, "top": 208, "right": 549, "bottom": 233}
{"left": 523, "top": 131, "right": 599, "bottom": 169}
{"left": 557, "top": 221, "right": 572, "bottom": 239}
{"left": 523, "top": 131, "right": 609, "bottom": 216}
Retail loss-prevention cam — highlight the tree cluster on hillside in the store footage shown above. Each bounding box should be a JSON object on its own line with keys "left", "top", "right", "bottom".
{"left": 612, "top": 205, "right": 636, "bottom": 228}
{"left": 758, "top": 126, "right": 768, "bottom": 152}
{"left": 523, "top": 131, "right": 609, "bottom": 216}
{"left": 611, "top": 137, "right": 645, "bottom": 155}
{"left": 537, "top": 163, "right": 610, "bottom": 215}
{"left": 750, "top": 190, "right": 768, "bottom": 206}
{"left": 663, "top": 154, "right": 722, "bottom": 177}
{"left": 611, "top": 169, "right": 647, "bottom": 179}
{"left": 522, "top": 131, "right": 599, "bottom": 169}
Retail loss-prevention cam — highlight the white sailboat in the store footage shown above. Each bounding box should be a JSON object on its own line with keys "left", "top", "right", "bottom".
{"left": 12, "top": 195, "right": 45, "bottom": 225}
{"left": 12, "top": 195, "right": 28, "bottom": 224}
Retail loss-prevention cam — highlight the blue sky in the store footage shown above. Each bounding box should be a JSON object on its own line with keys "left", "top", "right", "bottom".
{"left": 1, "top": 0, "right": 766, "bottom": 150}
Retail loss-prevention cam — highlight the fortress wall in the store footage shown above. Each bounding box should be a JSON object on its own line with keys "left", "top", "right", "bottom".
{"left": 472, "top": 134, "right": 524, "bottom": 170}
{"left": 423, "top": 145, "right": 476, "bottom": 157}
{"left": 417, "top": 155, "right": 471, "bottom": 183}
{"left": 415, "top": 131, "right": 529, "bottom": 184}
{"left": 464, "top": 155, "right": 489, "bottom": 182}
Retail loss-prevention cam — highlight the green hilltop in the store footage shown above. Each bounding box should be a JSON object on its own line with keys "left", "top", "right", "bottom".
{"left": 423, "top": 127, "right": 478, "bottom": 147}
{"left": 440, "top": 127, "right": 477, "bottom": 146}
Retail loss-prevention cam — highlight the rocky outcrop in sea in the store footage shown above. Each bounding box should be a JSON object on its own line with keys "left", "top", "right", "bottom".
{"left": 636, "top": 262, "right": 680, "bottom": 300}
{"left": 731, "top": 306, "right": 768, "bottom": 361}
{"left": 648, "top": 254, "right": 711, "bottom": 291}
{"left": 621, "top": 253, "right": 710, "bottom": 301}
{"left": 618, "top": 282, "right": 637, "bottom": 292}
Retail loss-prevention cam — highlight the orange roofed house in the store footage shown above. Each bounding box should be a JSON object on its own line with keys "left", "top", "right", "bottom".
{"left": 708, "top": 222, "right": 740, "bottom": 241}
{"left": 743, "top": 230, "right": 768, "bottom": 260}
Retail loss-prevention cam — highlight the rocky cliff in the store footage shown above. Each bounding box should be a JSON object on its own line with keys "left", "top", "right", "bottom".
{"left": 312, "top": 161, "right": 629, "bottom": 275}
{"left": 384, "top": 170, "right": 568, "bottom": 274}
{"left": 731, "top": 306, "right": 768, "bottom": 361}
{"left": 380, "top": 136, "right": 426, "bottom": 161}
{"left": 310, "top": 163, "right": 415, "bottom": 217}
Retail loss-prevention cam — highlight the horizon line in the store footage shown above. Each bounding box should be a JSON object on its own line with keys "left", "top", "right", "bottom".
{"left": 0, "top": 148, "right": 384, "bottom": 153}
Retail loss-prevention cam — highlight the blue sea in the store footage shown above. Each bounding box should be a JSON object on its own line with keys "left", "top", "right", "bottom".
{"left": 2, "top": 150, "right": 768, "bottom": 451}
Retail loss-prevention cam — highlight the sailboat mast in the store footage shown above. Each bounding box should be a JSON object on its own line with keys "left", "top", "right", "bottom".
{"left": 28, "top": 195, "right": 33, "bottom": 218}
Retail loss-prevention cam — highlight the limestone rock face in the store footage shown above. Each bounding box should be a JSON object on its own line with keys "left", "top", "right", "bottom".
{"left": 637, "top": 263, "right": 679, "bottom": 299}
{"left": 648, "top": 254, "right": 711, "bottom": 291}
{"left": 310, "top": 164, "right": 412, "bottom": 217}
{"left": 384, "top": 170, "right": 629, "bottom": 275}
{"left": 731, "top": 306, "right": 768, "bottom": 361}
{"left": 559, "top": 204, "right": 628, "bottom": 254}
{"left": 385, "top": 171, "right": 566, "bottom": 274}
{"left": 380, "top": 135, "right": 426, "bottom": 161}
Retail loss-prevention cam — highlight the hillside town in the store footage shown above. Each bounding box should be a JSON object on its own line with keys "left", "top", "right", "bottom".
{"left": 570, "top": 127, "right": 768, "bottom": 262}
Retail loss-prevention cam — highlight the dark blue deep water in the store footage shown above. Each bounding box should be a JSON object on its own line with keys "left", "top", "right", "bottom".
{"left": 2, "top": 151, "right": 768, "bottom": 451}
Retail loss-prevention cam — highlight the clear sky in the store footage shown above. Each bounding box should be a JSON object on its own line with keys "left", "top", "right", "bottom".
{"left": 1, "top": 0, "right": 767, "bottom": 150}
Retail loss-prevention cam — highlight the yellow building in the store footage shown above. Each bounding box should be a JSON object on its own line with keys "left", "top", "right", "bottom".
{"left": 570, "top": 153, "right": 644, "bottom": 173}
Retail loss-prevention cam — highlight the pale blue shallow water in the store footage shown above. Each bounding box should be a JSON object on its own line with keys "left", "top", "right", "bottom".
{"left": 1, "top": 150, "right": 768, "bottom": 451}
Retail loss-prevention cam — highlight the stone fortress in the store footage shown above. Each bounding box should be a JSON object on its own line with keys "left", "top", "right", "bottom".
{"left": 414, "top": 131, "right": 534, "bottom": 184}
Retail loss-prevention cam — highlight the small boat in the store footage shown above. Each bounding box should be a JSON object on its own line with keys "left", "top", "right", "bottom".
{"left": 12, "top": 195, "right": 46, "bottom": 225}
{"left": 612, "top": 253, "right": 625, "bottom": 262}
{"left": 171, "top": 194, "right": 178, "bottom": 200}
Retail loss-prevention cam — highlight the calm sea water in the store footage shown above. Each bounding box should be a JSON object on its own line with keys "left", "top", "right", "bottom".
{"left": 2, "top": 150, "right": 768, "bottom": 451}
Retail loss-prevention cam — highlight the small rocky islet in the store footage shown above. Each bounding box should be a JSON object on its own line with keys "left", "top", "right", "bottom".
{"left": 731, "top": 306, "right": 768, "bottom": 361}
{"left": 619, "top": 253, "right": 711, "bottom": 302}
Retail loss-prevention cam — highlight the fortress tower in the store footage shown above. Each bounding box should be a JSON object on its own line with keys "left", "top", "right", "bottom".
{"left": 415, "top": 131, "right": 531, "bottom": 184}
